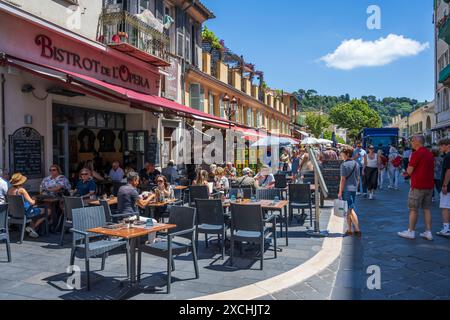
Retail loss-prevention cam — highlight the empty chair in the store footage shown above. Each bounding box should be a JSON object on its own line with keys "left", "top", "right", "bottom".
{"left": 60, "top": 196, "right": 84, "bottom": 246}
{"left": 7, "top": 195, "right": 48, "bottom": 243}
{"left": 256, "top": 188, "right": 287, "bottom": 243}
{"left": 70, "top": 206, "right": 127, "bottom": 291}
{"left": 188, "top": 185, "right": 209, "bottom": 207}
{"left": 274, "top": 174, "right": 288, "bottom": 189}
{"left": 99, "top": 199, "right": 134, "bottom": 223}
{"left": 228, "top": 187, "right": 252, "bottom": 199}
{"left": 195, "top": 199, "right": 228, "bottom": 259}
{"left": 0, "top": 204, "right": 11, "bottom": 262}
{"left": 139, "top": 206, "right": 198, "bottom": 294}
{"left": 230, "top": 203, "right": 277, "bottom": 270}
{"left": 288, "top": 184, "right": 313, "bottom": 227}
{"left": 302, "top": 171, "right": 315, "bottom": 185}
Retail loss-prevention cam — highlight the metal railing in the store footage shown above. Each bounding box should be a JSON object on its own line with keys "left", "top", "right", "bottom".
{"left": 98, "top": 10, "right": 170, "bottom": 63}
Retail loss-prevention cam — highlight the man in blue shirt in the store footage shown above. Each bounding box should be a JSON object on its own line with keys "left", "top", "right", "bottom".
{"left": 108, "top": 160, "right": 125, "bottom": 182}
{"left": 74, "top": 169, "right": 97, "bottom": 198}
{"left": 352, "top": 143, "right": 367, "bottom": 196}
{"left": 117, "top": 172, "right": 154, "bottom": 215}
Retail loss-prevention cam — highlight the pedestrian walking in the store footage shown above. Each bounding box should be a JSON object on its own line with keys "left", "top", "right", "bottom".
{"left": 398, "top": 135, "right": 435, "bottom": 241}
{"left": 437, "top": 139, "right": 450, "bottom": 237}
{"left": 352, "top": 143, "right": 367, "bottom": 196}
{"left": 432, "top": 147, "right": 443, "bottom": 202}
{"left": 377, "top": 146, "right": 388, "bottom": 190}
{"left": 363, "top": 145, "right": 379, "bottom": 200}
{"left": 388, "top": 146, "right": 402, "bottom": 190}
{"left": 338, "top": 147, "right": 361, "bottom": 237}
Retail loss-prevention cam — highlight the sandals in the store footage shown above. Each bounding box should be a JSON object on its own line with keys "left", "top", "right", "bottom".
{"left": 344, "top": 231, "right": 353, "bottom": 237}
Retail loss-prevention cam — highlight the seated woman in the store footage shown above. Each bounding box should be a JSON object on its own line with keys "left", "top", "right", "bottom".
{"left": 214, "top": 167, "right": 229, "bottom": 192}
{"left": 8, "top": 173, "right": 48, "bottom": 238}
{"left": 40, "top": 165, "right": 71, "bottom": 196}
{"left": 193, "top": 169, "right": 209, "bottom": 187}
{"left": 40, "top": 164, "right": 71, "bottom": 230}
{"left": 73, "top": 169, "right": 97, "bottom": 199}
{"left": 153, "top": 175, "right": 171, "bottom": 221}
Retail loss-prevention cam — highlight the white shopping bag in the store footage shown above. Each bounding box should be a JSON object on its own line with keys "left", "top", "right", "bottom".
{"left": 333, "top": 199, "right": 348, "bottom": 217}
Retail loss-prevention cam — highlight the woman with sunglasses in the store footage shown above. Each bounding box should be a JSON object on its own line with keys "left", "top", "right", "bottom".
{"left": 363, "top": 145, "right": 380, "bottom": 200}
{"left": 40, "top": 165, "right": 71, "bottom": 197}
{"left": 73, "top": 169, "right": 97, "bottom": 199}
{"left": 154, "top": 175, "right": 171, "bottom": 221}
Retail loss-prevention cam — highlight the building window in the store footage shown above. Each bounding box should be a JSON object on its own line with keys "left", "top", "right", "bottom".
{"left": 190, "top": 83, "right": 204, "bottom": 111}
{"left": 219, "top": 95, "right": 225, "bottom": 119}
{"left": 444, "top": 88, "right": 450, "bottom": 111}
{"left": 256, "top": 111, "right": 261, "bottom": 127}
{"left": 208, "top": 92, "right": 215, "bottom": 116}
{"left": 247, "top": 109, "right": 254, "bottom": 127}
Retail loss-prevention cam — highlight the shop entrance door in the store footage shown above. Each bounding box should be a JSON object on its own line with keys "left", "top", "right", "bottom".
{"left": 124, "top": 131, "right": 148, "bottom": 170}
{"left": 53, "top": 123, "right": 69, "bottom": 177}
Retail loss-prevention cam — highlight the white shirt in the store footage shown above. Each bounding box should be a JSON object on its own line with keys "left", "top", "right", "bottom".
{"left": 0, "top": 178, "right": 8, "bottom": 204}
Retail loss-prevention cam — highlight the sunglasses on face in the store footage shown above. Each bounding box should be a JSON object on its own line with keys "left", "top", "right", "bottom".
{"left": 81, "top": 173, "right": 89, "bottom": 176}
{"left": 50, "top": 168, "right": 57, "bottom": 172}
{"left": 157, "top": 180, "right": 164, "bottom": 183}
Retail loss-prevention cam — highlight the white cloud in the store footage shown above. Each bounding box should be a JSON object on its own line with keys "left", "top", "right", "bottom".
{"left": 320, "top": 34, "right": 429, "bottom": 70}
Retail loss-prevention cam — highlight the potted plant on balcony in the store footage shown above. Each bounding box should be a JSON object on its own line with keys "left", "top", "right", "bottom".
{"left": 112, "top": 31, "right": 129, "bottom": 44}
{"left": 202, "top": 26, "right": 222, "bottom": 53}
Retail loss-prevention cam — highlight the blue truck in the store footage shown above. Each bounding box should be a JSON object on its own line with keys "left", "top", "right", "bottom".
{"left": 359, "top": 128, "right": 399, "bottom": 156}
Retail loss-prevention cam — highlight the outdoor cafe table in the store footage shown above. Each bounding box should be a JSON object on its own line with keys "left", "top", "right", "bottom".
{"left": 222, "top": 199, "right": 290, "bottom": 246}
{"left": 87, "top": 223, "right": 176, "bottom": 299}
{"left": 85, "top": 197, "right": 118, "bottom": 206}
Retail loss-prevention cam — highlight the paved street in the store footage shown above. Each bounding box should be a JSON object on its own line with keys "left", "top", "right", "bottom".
{"left": 263, "top": 178, "right": 450, "bottom": 300}
{"left": 0, "top": 207, "right": 331, "bottom": 300}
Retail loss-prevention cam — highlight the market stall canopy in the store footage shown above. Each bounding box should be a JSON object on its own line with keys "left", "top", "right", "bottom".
{"left": 301, "top": 137, "right": 319, "bottom": 145}
{"left": 251, "top": 136, "right": 298, "bottom": 147}
{"left": 317, "top": 139, "right": 333, "bottom": 145}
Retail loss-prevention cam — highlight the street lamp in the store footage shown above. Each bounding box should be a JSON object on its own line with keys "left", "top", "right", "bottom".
{"left": 223, "top": 94, "right": 238, "bottom": 129}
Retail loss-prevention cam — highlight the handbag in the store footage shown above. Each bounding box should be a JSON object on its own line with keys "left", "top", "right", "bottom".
{"left": 333, "top": 199, "right": 348, "bottom": 217}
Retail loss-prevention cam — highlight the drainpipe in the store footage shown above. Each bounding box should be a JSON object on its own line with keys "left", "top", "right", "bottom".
{"left": 1, "top": 73, "right": 5, "bottom": 170}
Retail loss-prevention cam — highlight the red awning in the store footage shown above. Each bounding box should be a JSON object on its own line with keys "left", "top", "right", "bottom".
{"left": 1, "top": 54, "right": 231, "bottom": 127}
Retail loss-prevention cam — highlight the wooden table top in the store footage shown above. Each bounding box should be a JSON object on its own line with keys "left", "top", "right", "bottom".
{"left": 86, "top": 197, "right": 118, "bottom": 206}
{"left": 147, "top": 199, "right": 179, "bottom": 207}
{"left": 88, "top": 223, "right": 176, "bottom": 240}
{"left": 222, "top": 199, "right": 289, "bottom": 210}
{"left": 174, "top": 186, "right": 188, "bottom": 190}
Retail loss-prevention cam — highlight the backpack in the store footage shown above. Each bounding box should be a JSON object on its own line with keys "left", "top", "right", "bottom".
{"left": 391, "top": 156, "right": 402, "bottom": 168}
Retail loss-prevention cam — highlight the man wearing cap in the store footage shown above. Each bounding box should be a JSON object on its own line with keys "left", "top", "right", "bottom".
{"left": 234, "top": 167, "right": 259, "bottom": 191}
{"left": 320, "top": 144, "right": 339, "bottom": 162}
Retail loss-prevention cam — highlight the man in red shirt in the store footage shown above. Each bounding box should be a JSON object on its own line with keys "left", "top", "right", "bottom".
{"left": 398, "top": 135, "right": 435, "bottom": 241}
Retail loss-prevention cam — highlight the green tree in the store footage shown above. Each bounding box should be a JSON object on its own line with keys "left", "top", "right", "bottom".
{"left": 330, "top": 99, "right": 382, "bottom": 142}
{"left": 305, "top": 112, "right": 330, "bottom": 138}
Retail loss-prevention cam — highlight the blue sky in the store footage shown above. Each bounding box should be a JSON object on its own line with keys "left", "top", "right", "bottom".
{"left": 201, "top": 0, "right": 434, "bottom": 102}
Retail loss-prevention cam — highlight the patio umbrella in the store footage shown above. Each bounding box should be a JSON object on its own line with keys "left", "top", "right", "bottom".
{"left": 251, "top": 136, "right": 299, "bottom": 147}
{"left": 300, "top": 137, "right": 319, "bottom": 145}
{"left": 317, "top": 138, "right": 333, "bottom": 145}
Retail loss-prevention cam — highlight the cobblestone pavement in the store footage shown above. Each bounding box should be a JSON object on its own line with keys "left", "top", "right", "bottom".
{"left": 262, "top": 179, "right": 450, "bottom": 300}
{"left": 0, "top": 206, "right": 331, "bottom": 300}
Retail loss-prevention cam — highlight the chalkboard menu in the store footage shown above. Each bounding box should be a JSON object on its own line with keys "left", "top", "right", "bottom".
{"left": 9, "top": 127, "right": 44, "bottom": 178}
{"left": 147, "top": 142, "right": 159, "bottom": 165}
{"left": 321, "top": 160, "right": 343, "bottom": 199}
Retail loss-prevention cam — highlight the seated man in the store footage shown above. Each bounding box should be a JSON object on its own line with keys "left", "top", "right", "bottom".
{"left": 73, "top": 169, "right": 97, "bottom": 199}
{"left": 139, "top": 161, "right": 161, "bottom": 185}
{"left": 254, "top": 165, "right": 275, "bottom": 188}
{"left": 108, "top": 160, "right": 125, "bottom": 182}
{"left": 117, "top": 172, "right": 154, "bottom": 216}
{"left": 161, "top": 160, "right": 179, "bottom": 184}
{"left": 234, "top": 167, "right": 259, "bottom": 190}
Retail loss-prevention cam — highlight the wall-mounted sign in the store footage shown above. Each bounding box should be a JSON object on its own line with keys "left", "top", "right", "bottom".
{"left": 35, "top": 34, "right": 150, "bottom": 89}
{"left": 9, "top": 127, "right": 44, "bottom": 178}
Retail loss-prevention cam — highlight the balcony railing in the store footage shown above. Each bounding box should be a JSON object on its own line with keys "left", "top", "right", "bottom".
{"left": 98, "top": 10, "right": 170, "bottom": 67}
{"left": 438, "top": 14, "right": 450, "bottom": 45}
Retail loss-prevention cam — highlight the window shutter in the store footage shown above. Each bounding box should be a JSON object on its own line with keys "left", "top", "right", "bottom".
{"left": 176, "top": 7, "right": 185, "bottom": 57}
{"left": 155, "top": 0, "right": 163, "bottom": 21}
{"left": 190, "top": 84, "right": 202, "bottom": 110}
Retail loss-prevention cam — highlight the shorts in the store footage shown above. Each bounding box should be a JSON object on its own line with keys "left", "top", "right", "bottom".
{"left": 343, "top": 191, "right": 357, "bottom": 212}
{"left": 440, "top": 192, "right": 450, "bottom": 209}
{"left": 25, "top": 207, "right": 42, "bottom": 219}
{"left": 408, "top": 188, "right": 433, "bottom": 210}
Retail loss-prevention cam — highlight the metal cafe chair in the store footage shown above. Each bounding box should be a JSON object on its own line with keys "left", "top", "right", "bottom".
{"left": 60, "top": 196, "right": 84, "bottom": 246}
{"left": 288, "top": 184, "right": 313, "bottom": 227}
{"left": 70, "top": 206, "right": 127, "bottom": 291}
{"left": 139, "top": 206, "right": 198, "bottom": 294}
{"left": 228, "top": 187, "right": 253, "bottom": 199}
{"left": 256, "top": 188, "right": 286, "bottom": 240}
{"left": 0, "top": 204, "right": 11, "bottom": 262}
{"left": 195, "top": 199, "right": 228, "bottom": 259}
{"left": 230, "top": 203, "right": 277, "bottom": 270}
{"left": 7, "top": 195, "right": 49, "bottom": 244}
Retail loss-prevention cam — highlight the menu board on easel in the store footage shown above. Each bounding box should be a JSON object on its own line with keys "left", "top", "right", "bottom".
{"left": 321, "top": 160, "right": 343, "bottom": 199}
{"left": 9, "top": 127, "right": 44, "bottom": 178}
